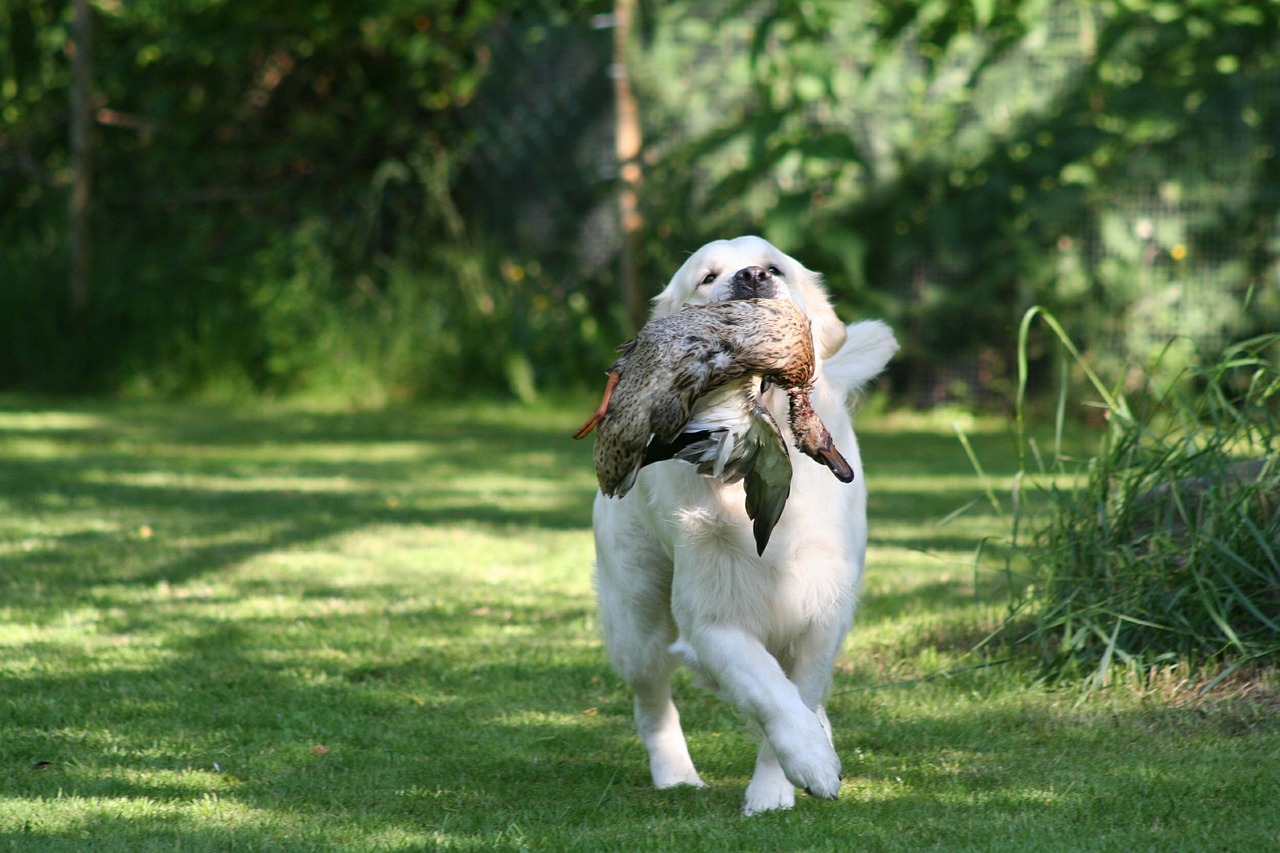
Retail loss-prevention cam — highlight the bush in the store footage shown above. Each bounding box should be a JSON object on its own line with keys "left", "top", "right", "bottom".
{"left": 1019, "top": 312, "right": 1280, "bottom": 686}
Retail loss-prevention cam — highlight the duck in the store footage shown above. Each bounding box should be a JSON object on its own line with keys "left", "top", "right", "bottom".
{"left": 573, "top": 298, "right": 853, "bottom": 554}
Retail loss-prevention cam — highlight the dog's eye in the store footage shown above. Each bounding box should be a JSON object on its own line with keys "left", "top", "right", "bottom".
{"left": 699, "top": 272, "right": 718, "bottom": 285}
{"left": 767, "top": 265, "right": 782, "bottom": 276}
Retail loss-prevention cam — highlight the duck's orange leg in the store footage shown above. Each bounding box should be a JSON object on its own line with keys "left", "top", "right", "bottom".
{"left": 573, "top": 370, "right": 620, "bottom": 439}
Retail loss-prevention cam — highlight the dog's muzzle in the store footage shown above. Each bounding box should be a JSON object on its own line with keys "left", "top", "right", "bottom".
{"left": 728, "top": 266, "right": 779, "bottom": 300}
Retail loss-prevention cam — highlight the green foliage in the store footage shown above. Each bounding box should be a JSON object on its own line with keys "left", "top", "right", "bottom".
{"left": 636, "top": 0, "right": 1280, "bottom": 401}
{"left": 1, "top": 1, "right": 613, "bottom": 400}
{"left": 3, "top": 1, "right": 1279, "bottom": 402}
{"left": 1014, "top": 310, "right": 1280, "bottom": 685}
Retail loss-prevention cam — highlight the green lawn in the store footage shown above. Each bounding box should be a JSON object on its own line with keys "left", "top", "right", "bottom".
{"left": 1, "top": 398, "right": 1277, "bottom": 852}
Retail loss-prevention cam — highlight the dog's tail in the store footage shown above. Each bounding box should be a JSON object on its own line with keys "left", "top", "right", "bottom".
{"left": 822, "top": 320, "right": 899, "bottom": 400}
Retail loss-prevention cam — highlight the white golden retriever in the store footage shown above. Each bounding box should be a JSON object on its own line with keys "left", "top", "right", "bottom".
{"left": 592, "top": 235, "right": 898, "bottom": 814}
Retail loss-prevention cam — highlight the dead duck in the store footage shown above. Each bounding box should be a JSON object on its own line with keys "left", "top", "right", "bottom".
{"left": 573, "top": 298, "right": 853, "bottom": 554}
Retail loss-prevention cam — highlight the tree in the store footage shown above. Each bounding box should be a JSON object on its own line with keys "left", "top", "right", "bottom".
{"left": 68, "top": 0, "right": 92, "bottom": 320}
{"left": 613, "top": 0, "right": 645, "bottom": 331}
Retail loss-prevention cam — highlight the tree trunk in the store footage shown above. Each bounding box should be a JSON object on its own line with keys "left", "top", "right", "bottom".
{"left": 69, "top": 0, "right": 93, "bottom": 319}
{"left": 613, "top": 0, "right": 645, "bottom": 332}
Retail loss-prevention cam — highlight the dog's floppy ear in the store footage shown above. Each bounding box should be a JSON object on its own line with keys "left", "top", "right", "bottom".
{"left": 649, "top": 254, "right": 699, "bottom": 318}
{"left": 792, "top": 265, "right": 846, "bottom": 359}
{"left": 649, "top": 283, "right": 683, "bottom": 319}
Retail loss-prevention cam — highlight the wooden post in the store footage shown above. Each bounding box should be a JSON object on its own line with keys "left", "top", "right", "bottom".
{"left": 613, "top": 0, "right": 645, "bottom": 331}
{"left": 69, "top": 0, "right": 93, "bottom": 318}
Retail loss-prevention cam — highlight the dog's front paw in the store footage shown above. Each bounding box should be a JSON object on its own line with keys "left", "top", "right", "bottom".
{"left": 767, "top": 713, "right": 842, "bottom": 800}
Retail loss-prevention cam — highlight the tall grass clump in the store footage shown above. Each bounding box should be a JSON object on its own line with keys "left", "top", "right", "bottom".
{"left": 1018, "top": 308, "right": 1280, "bottom": 687}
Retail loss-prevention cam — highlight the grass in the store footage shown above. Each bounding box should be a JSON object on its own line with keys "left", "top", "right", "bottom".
{"left": 1014, "top": 318, "right": 1280, "bottom": 685}
{"left": 1, "top": 396, "right": 1279, "bottom": 851}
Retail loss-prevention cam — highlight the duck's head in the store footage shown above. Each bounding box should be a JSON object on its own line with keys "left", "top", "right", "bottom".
{"left": 786, "top": 387, "right": 855, "bottom": 483}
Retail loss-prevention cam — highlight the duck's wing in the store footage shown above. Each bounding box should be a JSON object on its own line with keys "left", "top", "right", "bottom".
{"left": 647, "top": 340, "right": 744, "bottom": 443}
{"left": 737, "top": 396, "right": 793, "bottom": 555}
{"left": 593, "top": 360, "right": 696, "bottom": 495}
{"left": 595, "top": 360, "right": 722, "bottom": 497}
{"left": 744, "top": 453, "right": 792, "bottom": 556}
{"left": 662, "top": 379, "right": 793, "bottom": 555}
{"left": 612, "top": 340, "right": 746, "bottom": 485}
{"left": 588, "top": 309, "right": 758, "bottom": 498}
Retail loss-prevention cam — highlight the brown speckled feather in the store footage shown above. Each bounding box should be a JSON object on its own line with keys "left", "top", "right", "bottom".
{"left": 574, "top": 298, "right": 853, "bottom": 552}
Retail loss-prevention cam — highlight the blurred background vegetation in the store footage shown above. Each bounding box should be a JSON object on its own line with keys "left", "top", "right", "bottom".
{"left": 2, "top": 0, "right": 1278, "bottom": 406}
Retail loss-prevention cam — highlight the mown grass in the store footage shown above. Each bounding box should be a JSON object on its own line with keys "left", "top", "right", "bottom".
{"left": 1, "top": 397, "right": 1278, "bottom": 852}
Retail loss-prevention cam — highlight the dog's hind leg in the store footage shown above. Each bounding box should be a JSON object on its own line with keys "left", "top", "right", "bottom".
{"left": 595, "top": 517, "right": 703, "bottom": 789}
{"left": 630, "top": 665, "right": 704, "bottom": 788}
{"left": 743, "top": 736, "right": 794, "bottom": 815}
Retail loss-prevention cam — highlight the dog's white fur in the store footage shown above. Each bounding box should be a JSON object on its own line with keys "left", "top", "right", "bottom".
{"left": 592, "top": 236, "right": 899, "bottom": 814}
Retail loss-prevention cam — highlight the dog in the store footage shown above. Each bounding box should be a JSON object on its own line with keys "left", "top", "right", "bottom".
{"left": 591, "top": 235, "right": 899, "bottom": 814}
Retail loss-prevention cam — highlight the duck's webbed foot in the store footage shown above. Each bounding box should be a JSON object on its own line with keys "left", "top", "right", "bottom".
{"left": 573, "top": 370, "right": 621, "bottom": 439}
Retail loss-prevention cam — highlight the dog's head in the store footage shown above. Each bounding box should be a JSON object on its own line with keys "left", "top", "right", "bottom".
{"left": 651, "top": 235, "right": 847, "bottom": 359}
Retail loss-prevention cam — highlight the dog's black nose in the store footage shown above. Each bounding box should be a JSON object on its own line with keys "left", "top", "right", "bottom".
{"left": 733, "top": 266, "right": 771, "bottom": 286}
{"left": 729, "top": 266, "right": 777, "bottom": 299}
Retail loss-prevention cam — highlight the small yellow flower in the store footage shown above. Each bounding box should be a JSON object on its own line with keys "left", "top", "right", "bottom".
{"left": 1171, "top": 244, "right": 1188, "bottom": 261}
{"left": 500, "top": 259, "right": 526, "bottom": 282}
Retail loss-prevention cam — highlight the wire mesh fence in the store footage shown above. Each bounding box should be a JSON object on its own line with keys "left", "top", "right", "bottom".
{"left": 452, "top": 1, "right": 1278, "bottom": 369}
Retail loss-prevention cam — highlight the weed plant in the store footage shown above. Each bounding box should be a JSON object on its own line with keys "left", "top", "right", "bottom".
{"left": 1014, "top": 308, "right": 1280, "bottom": 687}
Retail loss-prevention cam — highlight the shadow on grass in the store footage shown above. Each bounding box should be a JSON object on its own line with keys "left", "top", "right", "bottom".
{"left": 857, "top": 579, "right": 985, "bottom": 623}
{"left": 0, "top": 400, "right": 599, "bottom": 609}
{"left": 7, "top": 613, "right": 1277, "bottom": 851}
{"left": 0, "top": 404, "right": 1015, "bottom": 609}
{"left": 2, "top": 599, "right": 632, "bottom": 844}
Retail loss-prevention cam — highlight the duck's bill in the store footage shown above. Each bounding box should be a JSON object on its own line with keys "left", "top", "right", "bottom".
{"left": 815, "top": 445, "right": 854, "bottom": 483}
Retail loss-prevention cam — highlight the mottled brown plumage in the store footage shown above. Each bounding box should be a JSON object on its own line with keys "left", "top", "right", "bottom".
{"left": 573, "top": 298, "right": 853, "bottom": 554}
